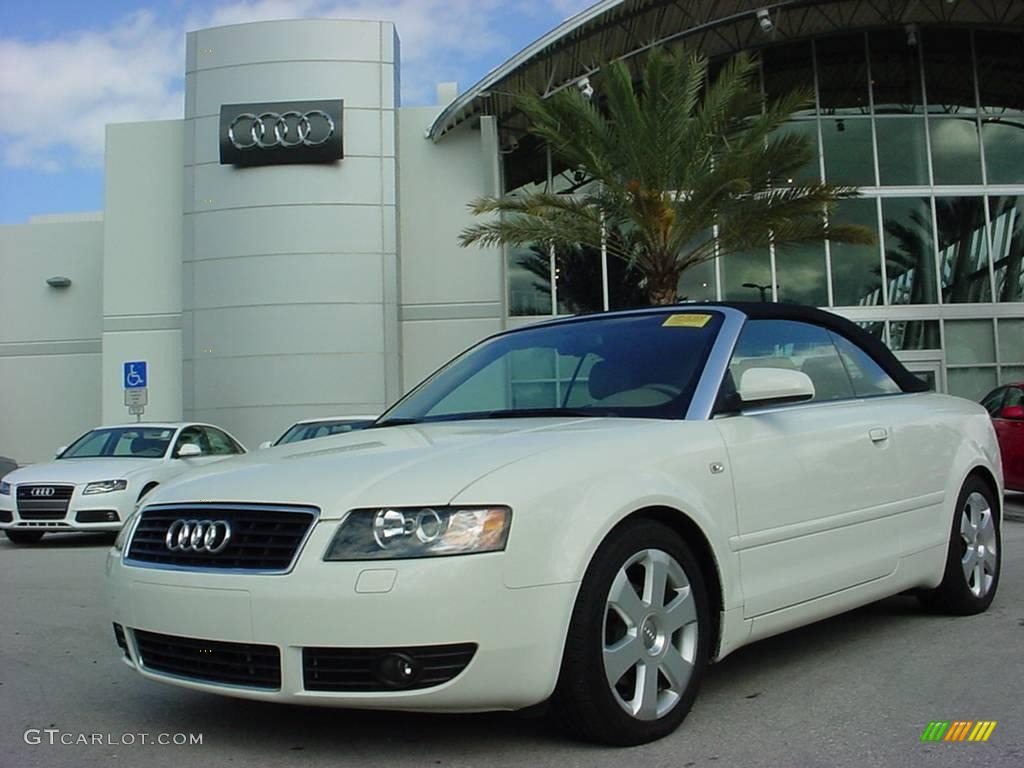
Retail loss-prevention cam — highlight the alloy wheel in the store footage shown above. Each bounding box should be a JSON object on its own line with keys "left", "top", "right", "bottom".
{"left": 960, "top": 491, "right": 997, "bottom": 598}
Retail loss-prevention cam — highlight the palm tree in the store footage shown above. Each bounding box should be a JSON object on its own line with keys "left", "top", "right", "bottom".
{"left": 459, "top": 49, "right": 876, "bottom": 305}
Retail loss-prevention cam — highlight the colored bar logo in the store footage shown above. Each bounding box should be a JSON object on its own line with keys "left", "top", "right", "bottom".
{"left": 921, "top": 721, "right": 997, "bottom": 742}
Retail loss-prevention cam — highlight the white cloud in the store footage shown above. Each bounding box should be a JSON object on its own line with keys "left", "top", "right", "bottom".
{"left": 0, "top": 1, "right": 582, "bottom": 172}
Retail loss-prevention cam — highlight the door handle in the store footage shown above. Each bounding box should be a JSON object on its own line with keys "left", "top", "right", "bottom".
{"left": 869, "top": 427, "right": 889, "bottom": 442}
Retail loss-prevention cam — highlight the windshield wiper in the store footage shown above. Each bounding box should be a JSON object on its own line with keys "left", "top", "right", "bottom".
{"left": 366, "top": 417, "right": 422, "bottom": 428}
{"left": 483, "top": 408, "right": 603, "bottom": 419}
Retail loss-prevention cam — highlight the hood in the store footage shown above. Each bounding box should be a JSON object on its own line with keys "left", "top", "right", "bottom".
{"left": 4, "top": 458, "right": 162, "bottom": 486}
{"left": 146, "top": 418, "right": 667, "bottom": 519}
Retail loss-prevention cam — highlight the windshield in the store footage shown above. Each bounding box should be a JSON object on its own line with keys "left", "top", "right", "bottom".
{"left": 60, "top": 427, "right": 176, "bottom": 459}
{"left": 275, "top": 419, "right": 376, "bottom": 445}
{"left": 379, "top": 310, "right": 723, "bottom": 425}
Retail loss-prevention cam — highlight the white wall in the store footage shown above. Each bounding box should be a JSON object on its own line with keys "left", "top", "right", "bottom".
{"left": 397, "top": 109, "right": 504, "bottom": 389}
{"left": 102, "top": 120, "right": 185, "bottom": 425}
{"left": 0, "top": 217, "right": 103, "bottom": 463}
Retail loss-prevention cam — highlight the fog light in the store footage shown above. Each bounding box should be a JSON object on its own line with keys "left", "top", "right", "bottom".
{"left": 377, "top": 652, "right": 420, "bottom": 688}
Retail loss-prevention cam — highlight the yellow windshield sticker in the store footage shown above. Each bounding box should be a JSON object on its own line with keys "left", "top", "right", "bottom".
{"left": 662, "top": 313, "right": 712, "bottom": 328}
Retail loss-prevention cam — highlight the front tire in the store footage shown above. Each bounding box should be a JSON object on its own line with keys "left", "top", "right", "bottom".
{"left": 918, "top": 477, "right": 1000, "bottom": 615}
{"left": 5, "top": 530, "right": 45, "bottom": 545}
{"left": 552, "top": 520, "right": 710, "bottom": 746}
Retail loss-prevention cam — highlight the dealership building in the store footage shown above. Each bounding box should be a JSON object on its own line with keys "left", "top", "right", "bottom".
{"left": 2, "top": 0, "right": 1022, "bottom": 462}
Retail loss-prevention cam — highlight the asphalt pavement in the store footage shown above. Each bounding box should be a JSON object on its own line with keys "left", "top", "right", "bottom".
{"left": 1, "top": 496, "right": 1023, "bottom": 768}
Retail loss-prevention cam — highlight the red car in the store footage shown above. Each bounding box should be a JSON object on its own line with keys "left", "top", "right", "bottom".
{"left": 981, "top": 384, "right": 1024, "bottom": 492}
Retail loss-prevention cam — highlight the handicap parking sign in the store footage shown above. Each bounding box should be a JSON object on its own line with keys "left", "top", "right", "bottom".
{"left": 123, "top": 361, "right": 148, "bottom": 389}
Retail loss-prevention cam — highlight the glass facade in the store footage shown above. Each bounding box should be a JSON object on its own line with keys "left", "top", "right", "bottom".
{"left": 501, "top": 26, "right": 1024, "bottom": 400}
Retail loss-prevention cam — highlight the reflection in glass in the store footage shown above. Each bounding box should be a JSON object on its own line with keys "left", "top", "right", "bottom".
{"left": 922, "top": 29, "right": 976, "bottom": 114}
{"left": 606, "top": 257, "right": 652, "bottom": 310}
{"left": 508, "top": 245, "right": 552, "bottom": 316}
{"left": 889, "top": 320, "right": 940, "bottom": 350}
{"left": 776, "top": 242, "right": 828, "bottom": 306}
{"left": 998, "top": 319, "right": 1024, "bottom": 363}
{"left": 869, "top": 29, "right": 923, "bottom": 114}
{"left": 821, "top": 118, "right": 875, "bottom": 186}
{"left": 947, "top": 367, "right": 998, "bottom": 401}
{"left": 830, "top": 198, "right": 883, "bottom": 306}
{"left": 677, "top": 257, "right": 716, "bottom": 303}
{"left": 989, "top": 196, "right": 1024, "bottom": 303}
{"left": 982, "top": 119, "right": 1024, "bottom": 185}
{"left": 771, "top": 121, "right": 820, "bottom": 183}
{"left": 883, "top": 197, "right": 936, "bottom": 305}
{"left": 553, "top": 243, "right": 606, "bottom": 315}
{"left": 876, "top": 118, "right": 929, "bottom": 185}
{"left": 762, "top": 41, "right": 816, "bottom": 116}
{"left": 857, "top": 321, "right": 885, "bottom": 341}
{"left": 1002, "top": 367, "right": 1024, "bottom": 385}
{"left": 816, "top": 33, "right": 869, "bottom": 115}
{"left": 946, "top": 319, "right": 996, "bottom": 364}
{"left": 929, "top": 118, "right": 982, "bottom": 185}
{"left": 976, "top": 31, "right": 1024, "bottom": 115}
{"left": 720, "top": 249, "right": 772, "bottom": 301}
{"left": 936, "top": 197, "right": 991, "bottom": 303}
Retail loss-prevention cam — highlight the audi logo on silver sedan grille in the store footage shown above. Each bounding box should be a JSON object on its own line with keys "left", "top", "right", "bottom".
{"left": 165, "top": 519, "right": 232, "bottom": 554}
{"left": 30, "top": 487, "right": 56, "bottom": 497}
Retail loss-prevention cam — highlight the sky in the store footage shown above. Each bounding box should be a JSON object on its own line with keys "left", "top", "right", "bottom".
{"left": 0, "top": 0, "right": 595, "bottom": 224}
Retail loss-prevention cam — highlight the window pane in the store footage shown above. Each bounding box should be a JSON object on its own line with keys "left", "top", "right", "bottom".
{"left": 922, "top": 29, "right": 976, "bottom": 114}
{"left": 1002, "top": 367, "right": 1024, "bottom": 385}
{"left": 947, "top": 367, "right": 998, "bottom": 401}
{"left": 508, "top": 245, "right": 552, "bottom": 316}
{"left": 975, "top": 31, "right": 1024, "bottom": 116}
{"left": 888, "top": 320, "right": 940, "bottom": 351}
{"left": 821, "top": 118, "right": 875, "bottom": 186}
{"left": 762, "top": 41, "right": 816, "bottom": 116}
{"left": 981, "top": 120, "right": 1024, "bottom": 185}
{"left": 830, "top": 332, "right": 901, "bottom": 396}
{"left": 776, "top": 242, "right": 827, "bottom": 306}
{"left": 989, "top": 196, "right": 1024, "bottom": 303}
{"left": 772, "top": 120, "right": 820, "bottom": 183}
{"left": 554, "top": 244, "right": 604, "bottom": 315}
{"left": 857, "top": 321, "right": 885, "bottom": 341}
{"left": 869, "top": 29, "right": 923, "bottom": 114}
{"left": 936, "top": 197, "right": 991, "bottom": 303}
{"left": 720, "top": 249, "right": 772, "bottom": 301}
{"left": 815, "top": 33, "right": 869, "bottom": 115}
{"left": 882, "top": 197, "right": 937, "bottom": 305}
{"left": 830, "top": 198, "right": 883, "bottom": 306}
{"left": 606, "top": 256, "right": 650, "bottom": 310}
{"left": 945, "top": 319, "right": 996, "bottom": 364}
{"left": 929, "top": 118, "right": 982, "bottom": 185}
{"left": 999, "top": 319, "right": 1024, "bottom": 363}
{"left": 876, "top": 118, "right": 929, "bottom": 185}
{"left": 677, "top": 257, "right": 716, "bottom": 303}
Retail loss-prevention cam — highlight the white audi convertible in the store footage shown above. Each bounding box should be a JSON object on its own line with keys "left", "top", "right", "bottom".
{"left": 106, "top": 304, "right": 1002, "bottom": 745}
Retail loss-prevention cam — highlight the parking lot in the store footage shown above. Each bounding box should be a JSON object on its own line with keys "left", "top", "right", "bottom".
{"left": 1, "top": 495, "right": 1022, "bottom": 768}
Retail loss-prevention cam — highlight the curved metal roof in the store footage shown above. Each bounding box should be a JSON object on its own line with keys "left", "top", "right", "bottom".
{"left": 427, "top": 0, "right": 1024, "bottom": 141}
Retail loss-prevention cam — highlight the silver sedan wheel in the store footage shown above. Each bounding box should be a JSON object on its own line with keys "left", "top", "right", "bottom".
{"left": 960, "top": 491, "right": 997, "bottom": 598}
{"left": 602, "top": 548, "right": 699, "bottom": 721}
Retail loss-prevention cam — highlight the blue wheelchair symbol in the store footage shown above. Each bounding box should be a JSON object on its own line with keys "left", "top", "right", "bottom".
{"left": 123, "top": 361, "right": 148, "bottom": 389}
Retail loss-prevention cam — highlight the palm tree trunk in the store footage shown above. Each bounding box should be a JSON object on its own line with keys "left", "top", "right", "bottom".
{"left": 646, "top": 270, "right": 681, "bottom": 305}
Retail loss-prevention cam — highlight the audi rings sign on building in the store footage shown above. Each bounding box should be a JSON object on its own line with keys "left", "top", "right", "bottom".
{"left": 219, "top": 99, "right": 344, "bottom": 166}
{"left": 165, "top": 519, "right": 233, "bottom": 554}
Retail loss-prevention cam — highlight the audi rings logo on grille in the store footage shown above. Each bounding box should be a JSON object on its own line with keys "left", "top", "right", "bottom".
{"left": 30, "top": 487, "right": 56, "bottom": 497}
{"left": 228, "top": 111, "right": 335, "bottom": 150}
{"left": 165, "top": 519, "right": 233, "bottom": 554}
{"left": 219, "top": 99, "right": 344, "bottom": 166}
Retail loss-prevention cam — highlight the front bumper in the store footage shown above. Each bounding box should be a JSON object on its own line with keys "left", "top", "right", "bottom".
{"left": 0, "top": 486, "right": 133, "bottom": 533}
{"left": 106, "top": 522, "right": 579, "bottom": 712}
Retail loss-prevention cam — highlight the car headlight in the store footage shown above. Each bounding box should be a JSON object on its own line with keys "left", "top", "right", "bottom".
{"left": 0, "top": 481, "right": 10, "bottom": 496}
{"left": 112, "top": 509, "right": 141, "bottom": 552}
{"left": 83, "top": 479, "right": 128, "bottom": 495}
{"left": 324, "top": 506, "right": 511, "bottom": 561}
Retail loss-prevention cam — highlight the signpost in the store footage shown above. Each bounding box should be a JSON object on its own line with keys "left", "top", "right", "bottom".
{"left": 123, "top": 361, "right": 148, "bottom": 422}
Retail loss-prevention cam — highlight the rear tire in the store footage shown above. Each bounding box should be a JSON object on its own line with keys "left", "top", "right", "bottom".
{"left": 918, "top": 477, "right": 1000, "bottom": 615}
{"left": 552, "top": 519, "right": 710, "bottom": 746}
{"left": 5, "top": 530, "right": 45, "bottom": 545}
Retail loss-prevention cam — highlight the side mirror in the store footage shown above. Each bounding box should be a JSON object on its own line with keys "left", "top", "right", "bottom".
{"left": 55, "top": 445, "right": 67, "bottom": 458}
{"left": 258, "top": 441, "right": 273, "bottom": 450}
{"left": 739, "top": 368, "right": 816, "bottom": 408}
{"left": 176, "top": 443, "right": 202, "bottom": 458}
{"left": 1000, "top": 405, "right": 1024, "bottom": 421}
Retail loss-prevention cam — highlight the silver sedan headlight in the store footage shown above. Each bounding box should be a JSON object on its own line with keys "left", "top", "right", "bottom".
{"left": 324, "top": 506, "right": 511, "bottom": 561}
{"left": 83, "top": 479, "right": 128, "bottom": 495}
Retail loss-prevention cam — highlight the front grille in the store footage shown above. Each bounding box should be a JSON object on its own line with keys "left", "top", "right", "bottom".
{"left": 16, "top": 485, "right": 73, "bottom": 520}
{"left": 134, "top": 629, "right": 280, "bottom": 689}
{"left": 303, "top": 643, "right": 477, "bottom": 691}
{"left": 126, "top": 504, "right": 317, "bottom": 572}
